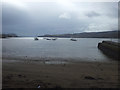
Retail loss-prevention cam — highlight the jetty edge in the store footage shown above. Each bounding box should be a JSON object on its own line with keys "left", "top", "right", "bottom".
{"left": 98, "top": 41, "right": 120, "bottom": 60}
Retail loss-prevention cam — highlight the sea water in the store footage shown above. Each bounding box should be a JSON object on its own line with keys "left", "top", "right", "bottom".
{"left": 2, "top": 37, "right": 118, "bottom": 62}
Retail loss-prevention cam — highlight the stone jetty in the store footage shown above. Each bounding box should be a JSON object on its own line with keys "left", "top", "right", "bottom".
{"left": 98, "top": 41, "right": 120, "bottom": 60}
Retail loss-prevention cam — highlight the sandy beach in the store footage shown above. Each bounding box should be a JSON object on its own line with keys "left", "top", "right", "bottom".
{"left": 2, "top": 58, "right": 119, "bottom": 88}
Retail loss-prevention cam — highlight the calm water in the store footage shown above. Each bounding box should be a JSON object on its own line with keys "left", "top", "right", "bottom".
{"left": 2, "top": 37, "right": 118, "bottom": 62}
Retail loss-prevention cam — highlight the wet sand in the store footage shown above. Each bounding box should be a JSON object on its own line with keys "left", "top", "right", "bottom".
{"left": 2, "top": 59, "right": 119, "bottom": 88}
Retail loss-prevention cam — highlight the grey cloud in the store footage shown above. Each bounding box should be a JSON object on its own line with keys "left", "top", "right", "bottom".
{"left": 2, "top": 3, "right": 32, "bottom": 35}
{"left": 2, "top": 3, "right": 30, "bottom": 25}
{"left": 2, "top": 2, "right": 118, "bottom": 36}
{"left": 85, "top": 11, "right": 100, "bottom": 18}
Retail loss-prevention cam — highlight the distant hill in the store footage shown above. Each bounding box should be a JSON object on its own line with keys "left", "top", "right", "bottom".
{"left": 38, "top": 30, "right": 120, "bottom": 38}
{"left": 0, "top": 34, "right": 18, "bottom": 38}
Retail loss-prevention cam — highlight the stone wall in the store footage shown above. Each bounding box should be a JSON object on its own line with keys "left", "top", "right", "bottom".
{"left": 98, "top": 41, "right": 120, "bottom": 60}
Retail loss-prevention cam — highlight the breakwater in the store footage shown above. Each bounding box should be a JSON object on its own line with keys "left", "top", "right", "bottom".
{"left": 98, "top": 41, "right": 120, "bottom": 60}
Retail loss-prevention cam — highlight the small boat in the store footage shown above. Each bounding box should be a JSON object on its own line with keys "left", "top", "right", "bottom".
{"left": 70, "top": 33, "right": 77, "bottom": 41}
{"left": 34, "top": 37, "right": 39, "bottom": 40}
{"left": 52, "top": 38, "right": 57, "bottom": 40}
{"left": 70, "top": 38, "right": 77, "bottom": 41}
{"left": 46, "top": 38, "right": 51, "bottom": 40}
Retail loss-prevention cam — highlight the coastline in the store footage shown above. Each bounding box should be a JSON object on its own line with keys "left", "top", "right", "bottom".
{"left": 2, "top": 58, "right": 119, "bottom": 88}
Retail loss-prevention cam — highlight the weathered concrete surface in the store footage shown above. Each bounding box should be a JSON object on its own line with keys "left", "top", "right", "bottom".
{"left": 98, "top": 41, "right": 120, "bottom": 60}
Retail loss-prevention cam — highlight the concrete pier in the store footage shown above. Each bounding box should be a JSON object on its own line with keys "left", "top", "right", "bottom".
{"left": 98, "top": 41, "right": 120, "bottom": 60}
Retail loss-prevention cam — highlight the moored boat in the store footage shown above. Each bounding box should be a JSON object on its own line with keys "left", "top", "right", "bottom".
{"left": 70, "top": 38, "right": 77, "bottom": 41}
{"left": 34, "top": 37, "right": 39, "bottom": 40}
{"left": 52, "top": 38, "right": 57, "bottom": 40}
{"left": 46, "top": 38, "right": 51, "bottom": 40}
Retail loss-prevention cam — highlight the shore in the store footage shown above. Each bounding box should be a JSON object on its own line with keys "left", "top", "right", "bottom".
{"left": 2, "top": 59, "right": 119, "bottom": 88}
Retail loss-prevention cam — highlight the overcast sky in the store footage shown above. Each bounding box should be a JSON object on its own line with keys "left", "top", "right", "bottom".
{"left": 2, "top": 0, "right": 118, "bottom": 36}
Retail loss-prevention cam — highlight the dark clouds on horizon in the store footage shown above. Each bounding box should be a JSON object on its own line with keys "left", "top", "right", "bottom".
{"left": 2, "top": 2, "right": 118, "bottom": 36}
{"left": 85, "top": 11, "right": 101, "bottom": 18}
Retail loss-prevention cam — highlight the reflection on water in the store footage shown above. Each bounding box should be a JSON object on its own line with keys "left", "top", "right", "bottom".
{"left": 2, "top": 37, "right": 118, "bottom": 62}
